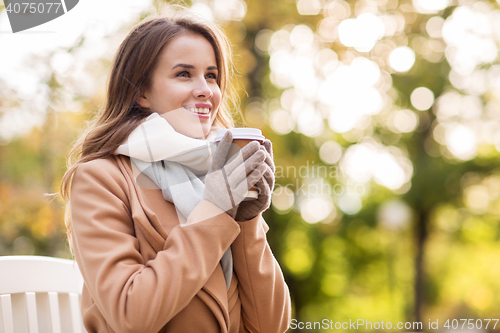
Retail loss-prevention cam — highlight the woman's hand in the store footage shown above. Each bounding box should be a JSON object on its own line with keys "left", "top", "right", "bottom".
{"left": 203, "top": 131, "right": 267, "bottom": 218}
{"left": 235, "top": 139, "right": 275, "bottom": 222}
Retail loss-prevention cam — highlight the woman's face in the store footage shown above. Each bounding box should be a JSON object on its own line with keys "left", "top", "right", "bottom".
{"left": 138, "top": 33, "right": 221, "bottom": 139}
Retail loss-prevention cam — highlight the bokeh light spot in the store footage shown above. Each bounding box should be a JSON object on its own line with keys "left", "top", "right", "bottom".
{"left": 270, "top": 109, "right": 294, "bottom": 135}
{"left": 413, "top": 0, "right": 450, "bottom": 14}
{"left": 445, "top": 123, "right": 477, "bottom": 160}
{"left": 426, "top": 16, "right": 444, "bottom": 38}
{"left": 378, "top": 199, "right": 413, "bottom": 230}
{"left": 338, "top": 13, "right": 385, "bottom": 52}
{"left": 388, "top": 47, "right": 416, "bottom": 72}
{"left": 394, "top": 109, "right": 419, "bottom": 133}
{"left": 297, "top": 0, "right": 322, "bottom": 15}
{"left": 300, "top": 196, "right": 334, "bottom": 223}
{"left": 319, "top": 141, "right": 343, "bottom": 164}
{"left": 338, "top": 193, "right": 362, "bottom": 215}
{"left": 410, "top": 87, "right": 435, "bottom": 110}
{"left": 272, "top": 185, "right": 295, "bottom": 213}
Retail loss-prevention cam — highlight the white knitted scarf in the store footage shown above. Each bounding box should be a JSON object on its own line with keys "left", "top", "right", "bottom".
{"left": 115, "top": 112, "right": 233, "bottom": 290}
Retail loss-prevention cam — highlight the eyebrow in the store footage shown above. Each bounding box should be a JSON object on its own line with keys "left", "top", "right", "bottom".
{"left": 171, "top": 63, "right": 218, "bottom": 71}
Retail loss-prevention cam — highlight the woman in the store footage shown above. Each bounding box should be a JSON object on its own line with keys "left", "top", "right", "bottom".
{"left": 60, "top": 10, "right": 291, "bottom": 333}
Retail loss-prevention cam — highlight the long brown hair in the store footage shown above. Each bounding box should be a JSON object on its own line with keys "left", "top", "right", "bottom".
{"left": 60, "top": 12, "right": 238, "bottom": 240}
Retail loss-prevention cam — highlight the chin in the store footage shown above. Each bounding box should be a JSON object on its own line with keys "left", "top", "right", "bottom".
{"left": 200, "top": 126, "right": 212, "bottom": 139}
{"left": 184, "top": 129, "right": 210, "bottom": 140}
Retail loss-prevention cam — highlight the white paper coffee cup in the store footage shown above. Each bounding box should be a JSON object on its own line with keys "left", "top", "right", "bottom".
{"left": 214, "top": 128, "right": 265, "bottom": 143}
{"left": 214, "top": 128, "right": 265, "bottom": 200}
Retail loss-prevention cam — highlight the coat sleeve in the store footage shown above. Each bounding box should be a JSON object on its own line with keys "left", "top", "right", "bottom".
{"left": 230, "top": 215, "right": 292, "bottom": 333}
{"left": 70, "top": 159, "right": 241, "bottom": 333}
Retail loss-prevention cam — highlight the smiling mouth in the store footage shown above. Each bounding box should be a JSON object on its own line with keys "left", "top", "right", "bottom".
{"left": 183, "top": 106, "right": 210, "bottom": 114}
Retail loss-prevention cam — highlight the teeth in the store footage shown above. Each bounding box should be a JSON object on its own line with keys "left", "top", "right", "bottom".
{"left": 188, "top": 107, "right": 210, "bottom": 114}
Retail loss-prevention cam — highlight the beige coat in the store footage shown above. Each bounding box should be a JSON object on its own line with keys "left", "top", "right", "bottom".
{"left": 69, "top": 155, "right": 291, "bottom": 333}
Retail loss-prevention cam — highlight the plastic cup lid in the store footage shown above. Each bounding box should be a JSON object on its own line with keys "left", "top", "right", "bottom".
{"left": 214, "top": 128, "right": 265, "bottom": 142}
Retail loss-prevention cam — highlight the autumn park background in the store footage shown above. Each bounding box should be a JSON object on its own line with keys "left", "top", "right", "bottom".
{"left": 2, "top": 0, "right": 500, "bottom": 331}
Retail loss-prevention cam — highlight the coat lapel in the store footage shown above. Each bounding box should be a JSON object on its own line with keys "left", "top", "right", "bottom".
{"left": 115, "top": 155, "right": 231, "bottom": 331}
{"left": 201, "top": 264, "right": 230, "bottom": 331}
{"left": 116, "top": 156, "right": 167, "bottom": 252}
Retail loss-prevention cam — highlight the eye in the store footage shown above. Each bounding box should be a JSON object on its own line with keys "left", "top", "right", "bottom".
{"left": 177, "top": 71, "right": 190, "bottom": 78}
{"left": 206, "top": 72, "right": 217, "bottom": 80}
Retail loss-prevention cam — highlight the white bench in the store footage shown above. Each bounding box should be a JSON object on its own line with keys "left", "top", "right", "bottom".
{"left": 0, "top": 256, "right": 85, "bottom": 333}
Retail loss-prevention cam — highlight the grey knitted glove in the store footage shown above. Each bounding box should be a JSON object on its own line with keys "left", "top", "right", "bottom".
{"left": 235, "top": 139, "right": 276, "bottom": 222}
{"left": 203, "top": 131, "right": 267, "bottom": 218}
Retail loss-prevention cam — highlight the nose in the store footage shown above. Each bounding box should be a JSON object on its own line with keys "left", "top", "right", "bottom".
{"left": 193, "top": 78, "right": 213, "bottom": 99}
